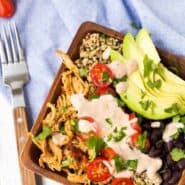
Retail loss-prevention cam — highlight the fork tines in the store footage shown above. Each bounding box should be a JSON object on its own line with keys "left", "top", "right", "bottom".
{"left": 0, "top": 22, "right": 25, "bottom": 65}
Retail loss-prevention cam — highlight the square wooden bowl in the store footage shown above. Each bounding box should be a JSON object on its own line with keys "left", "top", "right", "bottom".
{"left": 21, "top": 21, "right": 185, "bottom": 185}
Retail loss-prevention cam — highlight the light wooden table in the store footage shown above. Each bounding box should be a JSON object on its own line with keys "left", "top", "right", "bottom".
{"left": 0, "top": 94, "right": 60, "bottom": 185}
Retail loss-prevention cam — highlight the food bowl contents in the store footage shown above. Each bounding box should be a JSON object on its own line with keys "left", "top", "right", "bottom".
{"left": 32, "top": 29, "right": 185, "bottom": 185}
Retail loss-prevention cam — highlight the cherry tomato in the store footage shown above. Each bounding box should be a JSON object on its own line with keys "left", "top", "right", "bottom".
{"left": 0, "top": 0, "right": 15, "bottom": 18}
{"left": 90, "top": 64, "right": 114, "bottom": 87}
{"left": 130, "top": 133, "right": 150, "bottom": 151}
{"left": 86, "top": 157, "right": 111, "bottom": 182}
{"left": 101, "top": 147, "right": 116, "bottom": 160}
{"left": 112, "top": 178, "right": 134, "bottom": 185}
{"left": 129, "top": 112, "right": 142, "bottom": 133}
{"left": 96, "top": 87, "right": 116, "bottom": 96}
{"left": 79, "top": 116, "right": 95, "bottom": 123}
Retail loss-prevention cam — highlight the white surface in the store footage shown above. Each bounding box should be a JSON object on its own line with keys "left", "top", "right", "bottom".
{"left": 0, "top": 94, "right": 60, "bottom": 185}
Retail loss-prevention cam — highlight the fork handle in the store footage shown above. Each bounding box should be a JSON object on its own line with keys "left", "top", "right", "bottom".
{"left": 13, "top": 107, "right": 37, "bottom": 185}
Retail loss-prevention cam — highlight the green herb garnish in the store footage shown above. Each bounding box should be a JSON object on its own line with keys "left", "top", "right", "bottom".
{"left": 71, "top": 118, "right": 79, "bottom": 132}
{"left": 101, "top": 71, "right": 110, "bottom": 82}
{"left": 87, "top": 136, "right": 106, "bottom": 160}
{"left": 137, "top": 131, "right": 148, "bottom": 152}
{"left": 164, "top": 103, "right": 180, "bottom": 114}
{"left": 89, "top": 94, "right": 100, "bottom": 100}
{"left": 33, "top": 127, "right": 51, "bottom": 141}
{"left": 60, "top": 106, "right": 69, "bottom": 113}
{"left": 143, "top": 55, "right": 154, "bottom": 77}
{"left": 114, "top": 155, "right": 138, "bottom": 172}
{"left": 117, "top": 98, "right": 125, "bottom": 107}
{"left": 170, "top": 148, "right": 185, "bottom": 162}
{"left": 79, "top": 67, "right": 89, "bottom": 77}
{"left": 139, "top": 100, "right": 155, "bottom": 111}
{"left": 60, "top": 126, "right": 66, "bottom": 135}
{"left": 113, "top": 76, "right": 128, "bottom": 86}
{"left": 113, "top": 127, "right": 126, "bottom": 142}
{"left": 105, "top": 118, "right": 113, "bottom": 126}
{"left": 62, "top": 157, "right": 74, "bottom": 167}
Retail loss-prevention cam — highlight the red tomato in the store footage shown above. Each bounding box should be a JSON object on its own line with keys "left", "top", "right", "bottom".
{"left": 0, "top": 0, "right": 15, "bottom": 18}
{"left": 90, "top": 64, "right": 114, "bottom": 87}
{"left": 101, "top": 147, "right": 116, "bottom": 160}
{"left": 129, "top": 112, "right": 142, "bottom": 133}
{"left": 96, "top": 87, "right": 116, "bottom": 96}
{"left": 79, "top": 116, "right": 95, "bottom": 123}
{"left": 86, "top": 157, "right": 111, "bottom": 182}
{"left": 112, "top": 178, "right": 134, "bottom": 185}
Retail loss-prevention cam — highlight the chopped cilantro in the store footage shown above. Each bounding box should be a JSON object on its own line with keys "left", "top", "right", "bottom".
{"left": 113, "top": 76, "right": 127, "bottom": 86}
{"left": 130, "top": 21, "right": 139, "bottom": 30}
{"left": 172, "top": 115, "right": 181, "bottom": 122}
{"left": 105, "top": 118, "right": 113, "bottom": 126}
{"left": 62, "top": 157, "right": 74, "bottom": 167}
{"left": 89, "top": 94, "right": 100, "bottom": 100}
{"left": 139, "top": 100, "right": 155, "bottom": 111}
{"left": 141, "top": 90, "right": 146, "bottom": 99}
{"left": 164, "top": 103, "right": 180, "bottom": 114}
{"left": 87, "top": 136, "right": 106, "bottom": 160}
{"left": 60, "top": 126, "right": 66, "bottom": 135}
{"left": 113, "top": 127, "right": 126, "bottom": 142}
{"left": 60, "top": 106, "right": 68, "bottom": 113}
{"left": 101, "top": 71, "right": 110, "bottom": 82}
{"left": 71, "top": 118, "right": 79, "bottom": 132}
{"left": 117, "top": 98, "right": 125, "bottom": 107}
{"left": 137, "top": 131, "right": 148, "bottom": 152}
{"left": 79, "top": 67, "right": 89, "bottom": 77}
{"left": 170, "top": 148, "right": 185, "bottom": 162}
{"left": 147, "top": 79, "right": 162, "bottom": 89}
{"left": 114, "top": 155, "right": 138, "bottom": 172}
{"left": 33, "top": 127, "right": 51, "bottom": 141}
{"left": 143, "top": 55, "right": 154, "bottom": 77}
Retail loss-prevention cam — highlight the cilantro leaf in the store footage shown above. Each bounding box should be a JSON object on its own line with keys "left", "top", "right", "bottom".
{"left": 79, "top": 67, "right": 89, "bottom": 77}
{"left": 101, "top": 71, "right": 109, "bottom": 82}
{"left": 170, "top": 148, "right": 185, "bottom": 162}
{"left": 117, "top": 98, "right": 125, "bottom": 107}
{"left": 71, "top": 118, "right": 79, "bottom": 132}
{"left": 114, "top": 155, "right": 138, "bottom": 172}
{"left": 105, "top": 118, "right": 113, "bottom": 126}
{"left": 62, "top": 157, "right": 74, "bottom": 167}
{"left": 139, "top": 100, "right": 155, "bottom": 111}
{"left": 60, "top": 125, "right": 66, "bottom": 135}
{"left": 87, "top": 136, "right": 106, "bottom": 160}
{"left": 164, "top": 103, "right": 180, "bottom": 114}
{"left": 137, "top": 131, "right": 148, "bottom": 152}
{"left": 33, "top": 127, "right": 51, "bottom": 141}
{"left": 89, "top": 94, "right": 100, "bottom": 100}
{"left": 113, "top": 127, "right": 126, "bottom": 142}
{"left": 143, "top": 55, "right": 154, "bottom": 77}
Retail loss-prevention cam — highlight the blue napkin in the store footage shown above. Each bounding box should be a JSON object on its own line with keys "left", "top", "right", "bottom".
{"left": 0, "top": 0, "right": 185, "bottom": 125}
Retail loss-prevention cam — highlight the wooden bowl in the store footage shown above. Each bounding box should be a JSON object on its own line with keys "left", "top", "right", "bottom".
{"left": 21, "top": 21, "right": 185, "bottom": 185}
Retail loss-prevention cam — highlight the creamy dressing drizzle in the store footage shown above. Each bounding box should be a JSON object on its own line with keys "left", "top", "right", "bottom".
{"left": 163, "top": 122, "right": 184, "bottom": 142}
{"left": 70, "top": 94, "right": 162, "bottom": 184}
{"left": 107, "top": 60, "right": 138, "bottom": 79}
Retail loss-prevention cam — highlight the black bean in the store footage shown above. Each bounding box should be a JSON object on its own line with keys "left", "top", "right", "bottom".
{"left": 150, "top": 130, "right": 161, "bottom": 142}
{"left": 166, "top": 154, "right": 175, "bottom": 166}
{"left": 177, "top": 158, "right": 185, "bottom": 169}
{"left": 156, "top": 141, "right": 163, "bottom": 149}
{"left": 165, "top": 141, "right": 173, "bottom": 152}
{"left": 149, "top": 146, "right": 161, "bottom": 157}
{"left": 162, "top": 170, "right": 171, "bottom": 181}
{"left": 168, "top": 171, "right": 181, "bottom": 184}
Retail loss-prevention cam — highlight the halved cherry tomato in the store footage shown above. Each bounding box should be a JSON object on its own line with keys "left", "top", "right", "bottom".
{"left": 129, "top": 112, "right": 142, "bottom": 133}
{"left": 79, "top": 116, "right": 95, "bottom": 123}
{"left": 101, "top": 147, "right": 116, "bottom": 160}
{"left": 90, "top": 64, "right": 114, "bottom": 87}
{"left": 86, "top": 157, "right": 111, "bottom": 182}
{"left": 0, "top": 0, "right": 15, "bottom": 18}
{"left": 130, "top": 133, "right": 150, "bottom": 151}
{"left": 111, "top": 178, "right": 134, "bottom": 185}
{"left": 96, "top": 87, "right": 116, "bottom": 96}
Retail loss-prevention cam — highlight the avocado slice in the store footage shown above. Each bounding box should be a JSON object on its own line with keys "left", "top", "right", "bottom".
{"left": 117, "top": 30, "right": 185, "bottom": 119}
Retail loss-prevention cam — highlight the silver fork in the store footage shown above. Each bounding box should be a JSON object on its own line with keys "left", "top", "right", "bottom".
{"left": 0, "top": 23, "right": 36, "bottom": 185}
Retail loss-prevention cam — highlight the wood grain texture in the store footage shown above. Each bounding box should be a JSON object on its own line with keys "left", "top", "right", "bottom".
{"left": 13, "top": 107, "right": 36, "bottom": 185}
{"left": 21, "top": 21, "right": 185, "bottom": 185}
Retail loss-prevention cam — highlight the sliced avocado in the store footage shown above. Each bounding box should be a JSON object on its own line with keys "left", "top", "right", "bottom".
{"left": 110, "top": 50, "right": 127, "bottom": 63}
{"left": 120, "top": 79, "right": 185, "bottom": 120}
{"left": 136, "top": 28, "right": 160, "bottom": 64}
{"left": 118, "top": 30, "right": 185, "bottom": 119}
